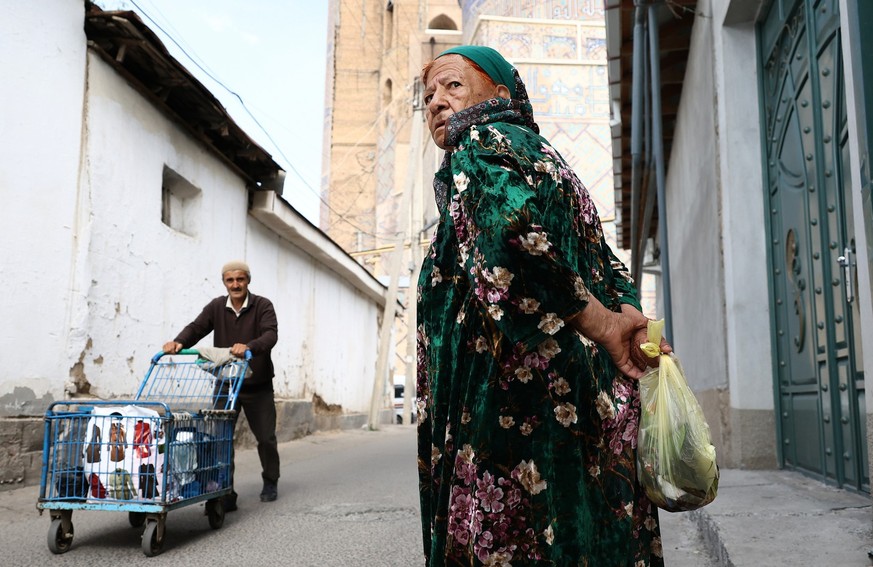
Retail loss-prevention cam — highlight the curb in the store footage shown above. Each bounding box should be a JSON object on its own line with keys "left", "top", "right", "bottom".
{"left": 689, "top": 507, "right": 733, "bottom": 567}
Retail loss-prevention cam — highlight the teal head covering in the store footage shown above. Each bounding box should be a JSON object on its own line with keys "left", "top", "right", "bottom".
{"left": 437, "top": 45, "right": 518, "bottom": 99}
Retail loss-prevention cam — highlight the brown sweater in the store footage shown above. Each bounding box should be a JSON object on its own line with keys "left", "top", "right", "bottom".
{"left": 174, "top": 293, "right": 279, "bottom": 391}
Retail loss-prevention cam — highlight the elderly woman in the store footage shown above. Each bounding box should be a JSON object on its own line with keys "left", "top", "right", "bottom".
{"left": 416, "top": 46, "right": 670, "bottom": 566}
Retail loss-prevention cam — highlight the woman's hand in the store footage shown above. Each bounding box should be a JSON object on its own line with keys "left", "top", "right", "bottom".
{"left": 568, "top": 299, "right": 671, "bottom": 380}
{"left": 622, "top": 304, "right": 672, "bottom": 370}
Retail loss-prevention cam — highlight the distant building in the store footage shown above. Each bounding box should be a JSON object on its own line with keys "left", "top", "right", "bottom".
{"left": 321, "top": 0, "right": 647, "bottom": 386}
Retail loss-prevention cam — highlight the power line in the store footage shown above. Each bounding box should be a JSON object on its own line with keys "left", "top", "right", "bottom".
{"left": 321, "top": 0, "right": 428, "bottom": 237}
{"left": 128, "top": 0, "right": 391, "bottom": 238}
{"left": 134, "top": 0, "right": 222, "bottom": 79}
{"left": 326, "top": 110, "right": 415, "bottom": 233}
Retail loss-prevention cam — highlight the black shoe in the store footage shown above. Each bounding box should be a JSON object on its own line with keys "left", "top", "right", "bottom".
{"left": 224, "top": 491, "right": 238, "bottom": 512}
{"left": 260, "top": 481, "right": 277, "bottom": 502}
{"left": 204, "top": 492, "right": 238, "bottom": 515}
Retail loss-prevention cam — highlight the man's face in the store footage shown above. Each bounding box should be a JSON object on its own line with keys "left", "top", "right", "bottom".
{"left": 423, "top": 55, "right": 503, "bottom": 150}
{"left": 223, "top": 270, "right": 249, "bottom": 302}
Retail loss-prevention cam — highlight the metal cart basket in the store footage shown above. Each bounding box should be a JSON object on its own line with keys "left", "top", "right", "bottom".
{"left": 37, "top": 349, "right": 249, "bottom": 556}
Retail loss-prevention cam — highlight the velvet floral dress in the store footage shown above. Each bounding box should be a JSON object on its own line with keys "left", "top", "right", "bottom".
{"left": 416, "top": 95, "right": 663, "bottom": 567}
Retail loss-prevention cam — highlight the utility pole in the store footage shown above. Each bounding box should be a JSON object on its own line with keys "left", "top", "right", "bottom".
{"left": 369, "top": 87, "right": 424, "bottom": 430}
{"left": 403, "top": 83, "right": 425, "bottom": 425}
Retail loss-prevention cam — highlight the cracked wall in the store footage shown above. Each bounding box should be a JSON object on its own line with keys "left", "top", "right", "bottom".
{"left": 4, "top": 2, "right": 382, "bottom": 421}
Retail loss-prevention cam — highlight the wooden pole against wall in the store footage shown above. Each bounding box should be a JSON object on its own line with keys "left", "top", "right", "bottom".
{"left": 369, "top": 100, "right": 424, "bottom": 430}
{"left": 403, "top": 96, "right": 425, "bottom": 425}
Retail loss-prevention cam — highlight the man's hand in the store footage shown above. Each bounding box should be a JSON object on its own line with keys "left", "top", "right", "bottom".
{"left": 230, "top": 343, "right": 248, "bottom": 358}
{"left": 162, "top": 341, "right": 182, "bottom": 354}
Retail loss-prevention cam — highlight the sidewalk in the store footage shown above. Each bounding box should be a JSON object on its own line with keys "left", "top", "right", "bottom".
{"left": 682, "top": 469, "right": 872, "bottom": 566}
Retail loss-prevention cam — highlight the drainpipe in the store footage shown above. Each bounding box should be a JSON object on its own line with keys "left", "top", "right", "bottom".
{"left": 648, "top": 4, "right": 674, "bottom": 341}
{"left": 640, "top": 40, "right": 657, "bottom": 278}
{"left": 630, "top": 3, "right": 646, "bottom": 283}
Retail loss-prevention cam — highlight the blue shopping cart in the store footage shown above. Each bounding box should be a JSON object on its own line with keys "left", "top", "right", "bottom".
{"left": 37, "top": 349, "right": 249, "bottom": 556}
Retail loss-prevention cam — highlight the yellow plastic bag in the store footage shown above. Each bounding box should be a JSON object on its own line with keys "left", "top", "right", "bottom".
{"left": 636, "top": 319, "right": 719, "bottom": 512}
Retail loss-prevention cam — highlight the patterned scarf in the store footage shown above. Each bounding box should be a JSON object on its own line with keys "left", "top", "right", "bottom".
{"left": 433, "top": 69, "right": 540, "bottom": 212}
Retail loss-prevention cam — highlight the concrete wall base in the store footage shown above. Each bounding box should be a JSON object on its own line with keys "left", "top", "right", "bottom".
{"left": 0, "top": 399, "right": 395, "bottom": 492}
{"left": 728, "top": 407, "right": 777, "bottom": 469}
{"left": 695, "top": 386, "right": 777, "bottom": 470}
{"left": 695, "top": 386, "right": 731, "bottom": 468}
{"left": 0, "top": 417, "right": 43, "bottom": 492}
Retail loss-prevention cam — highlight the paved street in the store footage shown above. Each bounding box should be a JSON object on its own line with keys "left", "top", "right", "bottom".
{"left": 0, "top": 425, "right": 713, "bottom": 566}
{"left": 0, "top": 425, "right": 421, "bottom": 566}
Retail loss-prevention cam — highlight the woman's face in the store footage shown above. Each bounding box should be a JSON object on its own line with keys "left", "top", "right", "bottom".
{"left": 423, "top": 55, "right": 508, "bottom": 150}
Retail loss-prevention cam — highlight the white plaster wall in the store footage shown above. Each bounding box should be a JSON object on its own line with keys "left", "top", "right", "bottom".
{"left": 76, "top": 55, "right": 381, "bottom": 412}
{"left": 0, "top": 0, "right": 381, "bottom": 416}
{"left": 0, "top": 0, "right": 87, "bottom": 412}
{"left": 713, "top": 0, "right": 776, "bottom": 411}
{"left": 839, "top": 0, "right": 873, "bottom": 446}
{"left": 74, "top": 55, "right": 250, "bottom": 398}
{"left": 244, "top": 219, "right": 381, "bottom": 412}
{"left": 662, "top": 3, "right": 729, "bottom": 393}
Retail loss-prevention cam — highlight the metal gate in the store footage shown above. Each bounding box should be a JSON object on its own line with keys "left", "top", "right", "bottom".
{"left": 759, "top": 0, "right": 868, "bottom": 491}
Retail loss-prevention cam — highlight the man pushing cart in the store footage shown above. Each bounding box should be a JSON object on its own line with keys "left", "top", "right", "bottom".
{"left": 38, "top": 260, "right": 280, "bottom": 556}
{"left": 162, "top": 260, "right": 280, "bottom": 508}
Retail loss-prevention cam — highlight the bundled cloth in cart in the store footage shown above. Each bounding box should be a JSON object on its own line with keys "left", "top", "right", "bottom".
{"left": 81, "top": 405, "right": 165, "bottom": 502}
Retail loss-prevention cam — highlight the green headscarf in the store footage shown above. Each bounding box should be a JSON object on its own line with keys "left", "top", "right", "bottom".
{"left": 437, "top": 45, "right": 518, "bottom": 99}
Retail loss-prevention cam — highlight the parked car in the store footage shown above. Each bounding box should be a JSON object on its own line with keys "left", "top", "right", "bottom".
{"left": 393, "top": 381, "right": 415, "bottom": 424}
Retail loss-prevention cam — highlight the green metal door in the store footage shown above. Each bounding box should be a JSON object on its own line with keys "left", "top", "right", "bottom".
{"left": 760, "top": 0, "right": 868, "bottom": 491}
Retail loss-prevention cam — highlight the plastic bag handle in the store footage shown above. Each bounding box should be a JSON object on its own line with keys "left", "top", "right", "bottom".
{"left": 640, "top": 319, "right": 666, "bottom": 359}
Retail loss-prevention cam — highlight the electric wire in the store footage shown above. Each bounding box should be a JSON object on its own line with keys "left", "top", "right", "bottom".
{"left": 325, "top": 114, "right": 415, "bottom": 236}
{"left": 320, "top": 0, "right": 427, "bottom": 237}
{"left": 127, "top": 0, "right": 400, "bottom": 239}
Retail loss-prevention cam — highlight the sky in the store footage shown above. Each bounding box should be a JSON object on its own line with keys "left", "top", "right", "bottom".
{"left": 97, "top": 0, "right": 329, "bottom": 223}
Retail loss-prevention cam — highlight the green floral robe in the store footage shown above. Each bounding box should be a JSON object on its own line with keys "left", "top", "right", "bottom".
{"left": 417, "top": 111, "right": 663, "bottom": 566}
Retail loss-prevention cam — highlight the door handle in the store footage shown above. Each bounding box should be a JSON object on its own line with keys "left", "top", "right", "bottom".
{"left": 837, "top": 247, "right": 855, "bottom": 304}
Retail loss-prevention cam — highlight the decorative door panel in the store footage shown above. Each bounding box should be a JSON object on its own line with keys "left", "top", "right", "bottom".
{"left": 760, "top": 0, "right": 867, "bottom": 490}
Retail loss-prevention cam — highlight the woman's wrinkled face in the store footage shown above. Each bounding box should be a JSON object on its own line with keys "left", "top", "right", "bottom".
{"left": 423, "top": 55, "right": 508, "bottom": 150}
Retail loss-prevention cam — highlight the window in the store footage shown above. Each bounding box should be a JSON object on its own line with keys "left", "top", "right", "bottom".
{"left": 427, "top": 14, "right": 458, "bottom": 31}
{"left": 383, "top": 78, "right": 393, "bottom": 109}
{"left": 385, "top": 1, "right": 394, "bottom": 50}
{"left": 161, "top": 166, "right": 201, "bottom": 237}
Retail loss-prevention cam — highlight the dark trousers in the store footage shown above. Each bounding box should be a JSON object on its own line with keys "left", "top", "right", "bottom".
{"left": 234, "top": 388, "right": 280, "bottom": 484}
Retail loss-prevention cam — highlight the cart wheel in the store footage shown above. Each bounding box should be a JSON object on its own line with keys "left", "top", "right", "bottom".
{"left": 142, "top": 520, "right": 163, "bottom": 557}
{"left": 47, "top": 518, "right": 74, "bottom": 554}
{"left": 129, "top": 512, "right": 146, "bottom": 528}
{"left": 206, "top": 498, "right": 225, "bottom": 529}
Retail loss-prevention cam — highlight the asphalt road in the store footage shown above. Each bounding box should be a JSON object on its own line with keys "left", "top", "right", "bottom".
{"left": 0, "top": 425, "right": 422, "bottom": 566}
{"left": 0, "top": 424, "right": 713, "bottom": 566}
